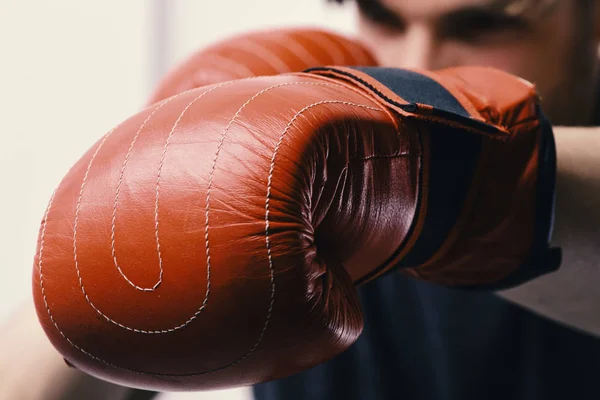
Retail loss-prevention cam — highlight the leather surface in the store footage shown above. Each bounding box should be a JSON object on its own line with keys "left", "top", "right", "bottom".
{"left": 32, "top": 28, "right": 552, "bottom": 391}
{"left": 403, "top": 67, "right": 545, "bottom": 285}
{"left": 147, "top": 28, "right": 377, "bottom": 105}
{"left": 33, "top": 72, "right": 419, "bottom": 390}
{"left": 306, "top": 66, "right": 546, "bottom": 286}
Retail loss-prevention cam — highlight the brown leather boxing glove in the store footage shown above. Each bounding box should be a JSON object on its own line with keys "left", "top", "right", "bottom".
{"left": 32, "top": 63, "right": 560, "bottom": 391}
{"left": 147, "top": 28, "right": 377, "bottom": 104}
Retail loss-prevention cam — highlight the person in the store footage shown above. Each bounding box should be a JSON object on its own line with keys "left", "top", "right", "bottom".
{"left": 254, "top": 1, "right": 600, "bottom": 399}
{"left": 1, "top": 1, "right": 599, "bottom": 399}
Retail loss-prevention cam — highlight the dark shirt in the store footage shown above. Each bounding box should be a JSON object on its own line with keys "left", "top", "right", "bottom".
{"left": 252, "top": 67, "right": 600, "bottom": 400}
{"left": 253, "top": 270, "right": 600, "bottom": 400}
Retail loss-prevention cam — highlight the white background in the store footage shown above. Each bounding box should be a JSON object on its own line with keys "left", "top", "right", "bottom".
{"left": 0, "top": 1, "right": 356, "bottom": 399}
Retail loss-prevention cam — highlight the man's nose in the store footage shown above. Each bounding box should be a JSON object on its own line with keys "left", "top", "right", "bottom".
{"left": 379, "top": 25, "right": 438, "bottom": 70}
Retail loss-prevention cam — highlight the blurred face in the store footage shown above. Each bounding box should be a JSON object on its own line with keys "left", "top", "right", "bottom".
{"left": 356, "top": 0, "right": 600, "bottom": 125}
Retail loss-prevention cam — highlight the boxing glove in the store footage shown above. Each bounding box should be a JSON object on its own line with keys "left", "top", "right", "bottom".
{"left": 32, "top": 64, "right": 560, "bottom": 391}
{"left": 147, "top": 28, "right": 377, "bottom": 104}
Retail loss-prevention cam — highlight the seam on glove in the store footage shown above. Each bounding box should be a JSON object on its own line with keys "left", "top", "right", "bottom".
{"left": 38, "top": 82, "right": 384, "bottom": 377}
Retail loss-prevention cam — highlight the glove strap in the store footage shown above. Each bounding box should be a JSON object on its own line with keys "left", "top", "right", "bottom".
{"left": 306, "top": 66, "right": 561, "bottom": 288}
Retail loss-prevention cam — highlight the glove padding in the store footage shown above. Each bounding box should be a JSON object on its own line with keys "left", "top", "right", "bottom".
{"left": 32, "top": 64, "right": 559, "bottom": 391}
{"left": 147, "top": 28, "right": 376, "bottom": 104}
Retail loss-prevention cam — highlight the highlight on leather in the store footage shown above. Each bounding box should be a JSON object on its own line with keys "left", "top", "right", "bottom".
{"left": 32, "top": 65, "right": 558, "bottom": 392}
{"left": 33, "top": 73, "right": 406, "bottom": 391}
{"left": 31, "top": 24, "right": 558, "bottom": 392}
{"left": 147, "top": 28, "right": 378, "bottom": 105}
{"left": 34, "top": 29, "right": 382, "bottom": 392}
{"left": 305, "top": 66, "right": 559, "bottom": 287}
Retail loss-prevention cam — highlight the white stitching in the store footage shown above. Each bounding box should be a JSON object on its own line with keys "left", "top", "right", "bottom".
{"left": 74, "top": 85, "right": 228, "bottom": 334}
{"left": 38, "top": 80, "right": 385, "bottom": 377}
{"left": 112, "top": 98, "right": 174, "bottom": 292}
{"left": 204, "top": 80, "right": 353, "bottom": 369}
{"left": 39, "top": 139, "right": 127, "bottom": 372}
{"left": 264, "top": 100, "right": 383, "bottom": 358}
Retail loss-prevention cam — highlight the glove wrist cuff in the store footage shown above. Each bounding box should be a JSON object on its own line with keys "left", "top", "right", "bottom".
{"left": 306, "top": 66, "right": 561, "bottom": 288}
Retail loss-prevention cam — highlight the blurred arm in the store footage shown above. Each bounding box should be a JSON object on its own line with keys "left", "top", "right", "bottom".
{"left": 0, "top": 300, "right": 156, "bottom": 400}
{"left": 498, "top": 126, "right": 600, "bottom": 337}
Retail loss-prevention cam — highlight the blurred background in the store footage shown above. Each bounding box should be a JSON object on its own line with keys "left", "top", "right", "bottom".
{"left": 0, "top": 1, "right": 356, "bottom": 398}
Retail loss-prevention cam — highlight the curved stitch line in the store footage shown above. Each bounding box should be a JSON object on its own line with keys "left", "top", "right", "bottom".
{"left": 73, "top": 85, "right": 229, "bottom": 335}
{"left": 41, "top": 94, "right": 385, "bottom": 378}
{"left": 171, "top": 58, "right": 255, "bottom": 97}
{"left": 78, "top": 80, "right": 337, "bottom": 335}
{"left": 112, "top": 97, "right": 175, "bottom": 291}
{"left": 40, "top": 184, "right": 165, "bottom": 375}
{"left": 170, "top": 77, "right": 263, "bottom": 107}
{"left": 204, "top": 80, "right": 355, "bottom": 373}
{"left": 39, "top": 140, "right": 132, "bottom": 372}
{"left": 264, "top": 99, "right": 384, "bottom": 345}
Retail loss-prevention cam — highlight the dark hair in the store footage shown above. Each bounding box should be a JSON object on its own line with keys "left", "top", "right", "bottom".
{"left": 328, "top": 0, "right": 594, "bottom": 11}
